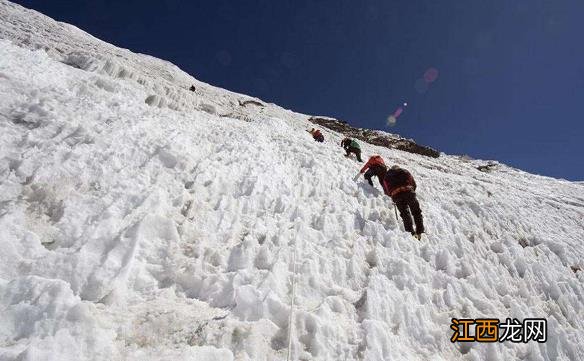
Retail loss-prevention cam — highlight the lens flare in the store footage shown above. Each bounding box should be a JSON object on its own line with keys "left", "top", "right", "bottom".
{"left": 386, "top": 101, "right": 407, "bottom": 127}
{"left": 424, "top": 67, "right": 439, "bottom": 83}
{"left": 393, "top": 107, "right": 403, "bottom": 118}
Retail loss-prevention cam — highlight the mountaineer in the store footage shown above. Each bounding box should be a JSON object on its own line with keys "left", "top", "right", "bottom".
{"left": 308, "top": 128, "right": 324, "bottom": 142}
{"left": 382, "top": 165, "right": 425, "bottom": 240}
{"left": 340, "top": 137, "right": 363, "bottom": 162}
{"left": 359, "top": 155, "right": 387, "bottom": 187}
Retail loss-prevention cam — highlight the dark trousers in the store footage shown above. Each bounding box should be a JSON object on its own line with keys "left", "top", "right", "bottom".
{"left": 314, "top": 134, "right": 324, "bottom": 142}
{"left": 345, "top": 147, "right": 362, "bottom": 162}
{"left": 364, "top": 168, "right": 383, "bottom": 187}
{"left": 393, "top": 191, "right": 424, "bottom": 234}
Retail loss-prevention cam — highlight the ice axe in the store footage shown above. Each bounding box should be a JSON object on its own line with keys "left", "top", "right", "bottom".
{"left": 393, "top": 203, "right": 399, "bottom": 227}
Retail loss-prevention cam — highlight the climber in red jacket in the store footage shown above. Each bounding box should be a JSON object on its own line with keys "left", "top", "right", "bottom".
{"left": 308, "top": 128, "right": 324, "bottom": 142}
{"left": 359, "top": 155, "right": 387, "bottom": 187}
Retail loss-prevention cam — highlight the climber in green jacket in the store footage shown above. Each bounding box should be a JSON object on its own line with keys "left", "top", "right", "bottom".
{"left": 340, "top": 137, "right": 363, "bottom": 162}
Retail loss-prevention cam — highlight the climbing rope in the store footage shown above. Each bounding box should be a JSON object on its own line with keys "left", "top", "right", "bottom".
{"left": 286, "top": 230, "right": 299, "bottom": 361}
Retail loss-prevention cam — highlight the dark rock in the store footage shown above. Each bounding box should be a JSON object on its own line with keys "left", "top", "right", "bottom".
{"left": 477, "top": 163, "right": 498, "bottom": 172}
{"left": 239, "top": 99, "right": 264, "bottom": 107}
{"left": 308, "top": 116, "right": 440, "bottom": 158}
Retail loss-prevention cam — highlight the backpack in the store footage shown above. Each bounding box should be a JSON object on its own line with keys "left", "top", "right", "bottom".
{"left": 350, "top": 139, "right": 360, "bottom": 149}
{"left": 385, "top": 168, "right": 411, "bottom": 188}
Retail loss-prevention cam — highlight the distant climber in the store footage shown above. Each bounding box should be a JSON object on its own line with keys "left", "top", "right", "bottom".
{"left": 359, "top": 155, "right": 387, "bottom": 187}
{"left": 341, "top": 137, "right": 363, "bottom": 162}
{"left": 189, "top": 85, "right": 196, "bottom": 92}
{"left": 382, "top": 165, "right": 424, "bottom": 240}
{"left": 308, "top": 128, "right": 324, "bottom": 142}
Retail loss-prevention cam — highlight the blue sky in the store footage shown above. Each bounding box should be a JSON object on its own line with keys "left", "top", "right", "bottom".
{"left": 16, "top": 0, "right": 584, "bottom": 180}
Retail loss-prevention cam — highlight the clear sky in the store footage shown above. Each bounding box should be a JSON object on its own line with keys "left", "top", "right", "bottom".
{"left": 14, "top": 0, "right": 584, "bottom": 180}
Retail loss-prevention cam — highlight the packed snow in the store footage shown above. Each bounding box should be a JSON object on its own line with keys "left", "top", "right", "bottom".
{"left": 1, "top": 1, "right": 583, "bottom": 360}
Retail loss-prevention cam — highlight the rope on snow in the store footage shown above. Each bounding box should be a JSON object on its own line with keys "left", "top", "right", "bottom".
{"left": 286, "top": 230, "right": 299, "bottom": 361}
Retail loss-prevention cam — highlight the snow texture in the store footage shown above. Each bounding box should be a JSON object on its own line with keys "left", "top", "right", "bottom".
{"left": 1, "top": 1, "right": 584, "bottom": 360}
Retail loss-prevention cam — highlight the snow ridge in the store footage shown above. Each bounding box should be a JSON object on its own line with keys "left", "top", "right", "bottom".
{"left": 1, "top": 1, "right": 584, "bottom": 360}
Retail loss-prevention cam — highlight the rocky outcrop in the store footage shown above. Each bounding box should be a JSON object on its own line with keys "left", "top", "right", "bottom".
{"left": 238, "top": 99, "right": 264, "bottom": 107}
{"left": 308, "top": 116, "right": 440, "bottom": 158}
{"left": 477, "top": 163, "right": 498, "bottom": 172}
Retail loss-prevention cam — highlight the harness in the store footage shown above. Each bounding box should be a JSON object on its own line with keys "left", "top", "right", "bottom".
{"left": 390, "top": 185, "right": 414, "bottom": 197}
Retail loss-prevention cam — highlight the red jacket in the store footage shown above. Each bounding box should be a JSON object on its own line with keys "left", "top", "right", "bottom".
{"left": 360, "top": 156, "right": 385, "bottom": 174}
{"left": 313, "top": 129, "right": 322, "bottom": 137}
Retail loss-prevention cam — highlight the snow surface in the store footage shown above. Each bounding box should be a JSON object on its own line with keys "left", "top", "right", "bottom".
{"left": 1, "top": 1, "right": 584, "bottom": 360}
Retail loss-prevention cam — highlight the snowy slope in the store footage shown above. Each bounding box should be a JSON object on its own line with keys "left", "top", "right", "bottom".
{"left": 1, "top": 1, "right": 584, "bottom": 360}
